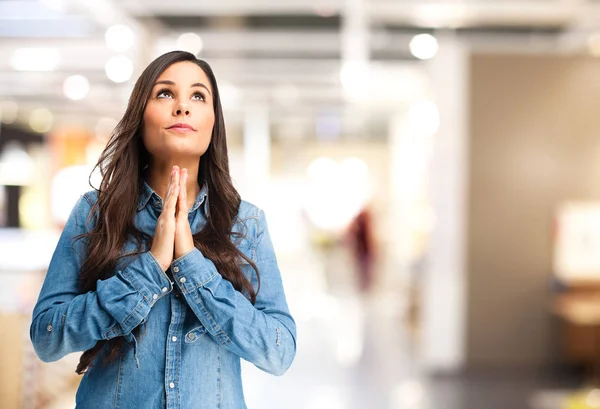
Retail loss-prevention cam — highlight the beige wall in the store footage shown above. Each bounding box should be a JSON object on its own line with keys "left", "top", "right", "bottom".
{"left": 467, "top": 53, "right": 600, "bottom": 368}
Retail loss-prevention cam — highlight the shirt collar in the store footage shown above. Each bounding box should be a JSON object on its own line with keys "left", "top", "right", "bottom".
{"left": 137, "top": 180, "right": 209, "bottom": 214}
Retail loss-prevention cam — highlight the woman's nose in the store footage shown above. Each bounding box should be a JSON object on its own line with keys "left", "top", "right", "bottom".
{"left": 174, "top": 102, "right": 190, "bottom": 116}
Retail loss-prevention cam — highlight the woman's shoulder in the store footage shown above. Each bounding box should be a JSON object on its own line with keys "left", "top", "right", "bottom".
{"left": 234, "top": 200, "right": 268, "bottom": 235}
{"left": 237, "top": 199, "right": 262, "bottom": 220}
{"left": 68, "top": 190, "right": 99, "bottom": 228}
{"left": 81, "top": 189, "right": 99, "bottom": 206}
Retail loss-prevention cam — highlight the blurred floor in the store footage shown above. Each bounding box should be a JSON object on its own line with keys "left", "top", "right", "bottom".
{"left": 239, "top": 248, "right": 584, "bottom": 409}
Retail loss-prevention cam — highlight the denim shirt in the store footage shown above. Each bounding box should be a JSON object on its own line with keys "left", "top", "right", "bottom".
{"left": 30, "top": 182, "right": 297, "bottom": 409}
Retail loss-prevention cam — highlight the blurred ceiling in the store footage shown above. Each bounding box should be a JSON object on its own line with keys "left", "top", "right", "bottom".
{"left": 1, "top": 0, "right": 599, "bottom": 140}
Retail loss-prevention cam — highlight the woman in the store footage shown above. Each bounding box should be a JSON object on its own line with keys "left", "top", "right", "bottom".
{"left": 30, "top": 50, "right": 297, "bottom": 409}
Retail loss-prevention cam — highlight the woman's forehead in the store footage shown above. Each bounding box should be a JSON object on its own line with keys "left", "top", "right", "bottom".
{"left": 156, "top": 62, "right": 210, "bottom": 87}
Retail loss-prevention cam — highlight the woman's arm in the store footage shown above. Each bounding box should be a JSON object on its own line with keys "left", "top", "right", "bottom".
{"left": 30, "top": 195, "right": 173, "bottom": 363}
{"left": 171, "top": 209, "right": 297, "bottom": 376}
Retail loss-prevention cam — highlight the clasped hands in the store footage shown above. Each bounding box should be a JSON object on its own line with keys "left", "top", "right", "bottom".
{"left": 150, "top": 166, "right": 196, "bottom": 272}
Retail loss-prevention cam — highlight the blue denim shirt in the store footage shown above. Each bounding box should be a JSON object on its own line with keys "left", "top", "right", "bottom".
{"left": 30, "top": 182, "right": 297, "bottom": 409}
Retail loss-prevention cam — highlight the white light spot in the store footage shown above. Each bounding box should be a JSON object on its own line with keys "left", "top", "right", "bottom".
{"left": 105, "top": 55, "right": 134, "bottom": 83}
{"left": 177, "top": 33, "right": 203, "bottom": 55}
{"left": 11, "top": 48, "right": 60, "bottom": 72}
{"left": 105, "top": 24, "right": 135, "bottom": 52}
{"left": 409, "top": 100, "right": 440, "bottom": 136}
{"left": 410, "top": 34, "right": 439, "bottom": 60}
{"left": 63, "top": 75, "right": 90, "bottom": 101}
{"left": 29, "top": 108, "right": 54, "bottom": 133}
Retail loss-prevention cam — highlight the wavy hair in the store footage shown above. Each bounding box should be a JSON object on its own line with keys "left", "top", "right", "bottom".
{"left": 74, "top": 51, "right": 259, "bottom": 375}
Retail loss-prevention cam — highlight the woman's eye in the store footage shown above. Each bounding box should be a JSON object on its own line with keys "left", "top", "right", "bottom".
{"left": 192, "top": 92, "right": 205, "bottom": 101}
{"left": 157, "top": 90, "right": 173, "bottom": 99}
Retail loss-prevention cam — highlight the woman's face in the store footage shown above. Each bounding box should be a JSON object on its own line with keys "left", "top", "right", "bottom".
{"left": 142, "top": 61, "right": 215, "bottom": 162}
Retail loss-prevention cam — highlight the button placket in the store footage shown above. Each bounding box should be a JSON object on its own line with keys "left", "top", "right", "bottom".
{"left": 165, "top": 294, "right": 184, "bottom": 407}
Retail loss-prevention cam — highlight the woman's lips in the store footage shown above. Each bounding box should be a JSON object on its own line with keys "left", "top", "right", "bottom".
{"left": 167, "top": 123, "right": 195, "bottom": 132}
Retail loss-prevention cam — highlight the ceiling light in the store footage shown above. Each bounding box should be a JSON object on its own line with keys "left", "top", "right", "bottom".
{"left": 410, "top": 34, "right": 439, "bottom": 60}
{"left": 63, "top": 75, "right": 90, "bottom": 101}
{"left": 10, "top": 48, "right": 60, "bottom": 72}
{"left": 105, "top": 24, "right": 135, "bottom": 52}
{"left": 176, "top": 33, "right": 203, "bottom": 55}
{"left": 105, "top": 55, "right": 134, "bottom": 83}
{"left": 340, "top": 61, "right": 370, "bottom": 101}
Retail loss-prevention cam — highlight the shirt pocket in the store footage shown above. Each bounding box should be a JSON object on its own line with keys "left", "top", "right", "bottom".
{"left": 184, "top": 324, "right": 207, "bottom": 343}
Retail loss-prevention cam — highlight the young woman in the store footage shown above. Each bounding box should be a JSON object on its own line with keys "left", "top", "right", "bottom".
{"left": 30, "top": 50, "right": 297, "bottom": 408}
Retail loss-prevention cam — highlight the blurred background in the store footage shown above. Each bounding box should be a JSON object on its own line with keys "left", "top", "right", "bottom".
{"left": 4, "top": 0, "right": 600, "bottom": 408}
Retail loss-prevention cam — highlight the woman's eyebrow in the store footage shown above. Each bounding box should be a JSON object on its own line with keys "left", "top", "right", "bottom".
{"left": 154, "top": 80, "right": 212, "bottom": 96}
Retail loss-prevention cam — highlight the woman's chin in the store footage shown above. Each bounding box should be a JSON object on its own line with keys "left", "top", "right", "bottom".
{"left": 162, "top": 144, "right": 207, "bottom": 159}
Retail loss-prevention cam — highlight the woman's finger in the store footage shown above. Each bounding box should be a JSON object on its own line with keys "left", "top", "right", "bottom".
{"left": 163, "top": 167, "right": 175, "bottom": 204}
{"left": 178, "top": 168, "right": 188, "bottom": 214}
{"left": 166, "top": 166, "right": 179, "bottom": 214}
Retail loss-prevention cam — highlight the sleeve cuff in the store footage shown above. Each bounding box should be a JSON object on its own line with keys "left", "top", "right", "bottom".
{"left": 101, "top": 252, "right": 174, "bottom": 338}
{"left": 171, "top": 248, "right": 218, "bottom": 293}
{"left": 122, "top": 252, "right": 174, "bottom": 305}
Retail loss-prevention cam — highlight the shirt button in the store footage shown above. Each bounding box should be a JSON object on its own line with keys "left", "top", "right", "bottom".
{"left": 173, "top": 267, "right": 180, "bottom": 273}
{"left": 47, "top": 324, "right": 52, "bottom": 332}
{"left": 188, "top": 333, "right": 196, "bottom": 340}
{"left": 169, "top": 382, "right": 175, "bottom": 389}
{"left": 172, "top": 336, "right": 177, "bottom": 342}
{"left": 179, "top": 277, "right": 186, "bottom": 283}
{"left": 161, "top": 287, "right": 168, "bottom": 293}
{"left": 152, "top": 294, "right": 158, "bottom": 300}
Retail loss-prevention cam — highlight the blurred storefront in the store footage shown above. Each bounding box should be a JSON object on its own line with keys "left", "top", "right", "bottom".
{"left": 5, "top": 1, "right": 600, "bottom": 409}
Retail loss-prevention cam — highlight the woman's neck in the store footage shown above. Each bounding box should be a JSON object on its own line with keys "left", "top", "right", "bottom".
{"left": 145, "top": 161, "right": 201, "bottom": 210}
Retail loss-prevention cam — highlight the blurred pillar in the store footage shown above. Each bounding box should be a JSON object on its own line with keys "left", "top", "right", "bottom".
{"left": 242, "top": 105, "right": 270, "bottom": 203}
{"left": 342, "top": 0, "right": 369, "bottom": 64}
{"left": 341, "top": 0, "right": 369, "bottom": 116}
{"left": 421, "top": 33, "right": 469, "bottom": 372}
{"left": 389, "top": 114, "right": 423, "bottom": 268}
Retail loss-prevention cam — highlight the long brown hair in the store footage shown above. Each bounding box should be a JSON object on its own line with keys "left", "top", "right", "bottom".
{"left": 74, "top": 51, "right": 260, "bottom": 375}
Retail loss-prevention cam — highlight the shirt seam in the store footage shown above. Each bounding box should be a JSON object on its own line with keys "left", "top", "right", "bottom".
{"left": 103, "top": 298, "right": 147, "bottom": 339}
{"left": 191, "top": 291, "right": 232, "bottom": 346}
{"left": 172, "top": 247, "right": 197, "bottom": 265}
